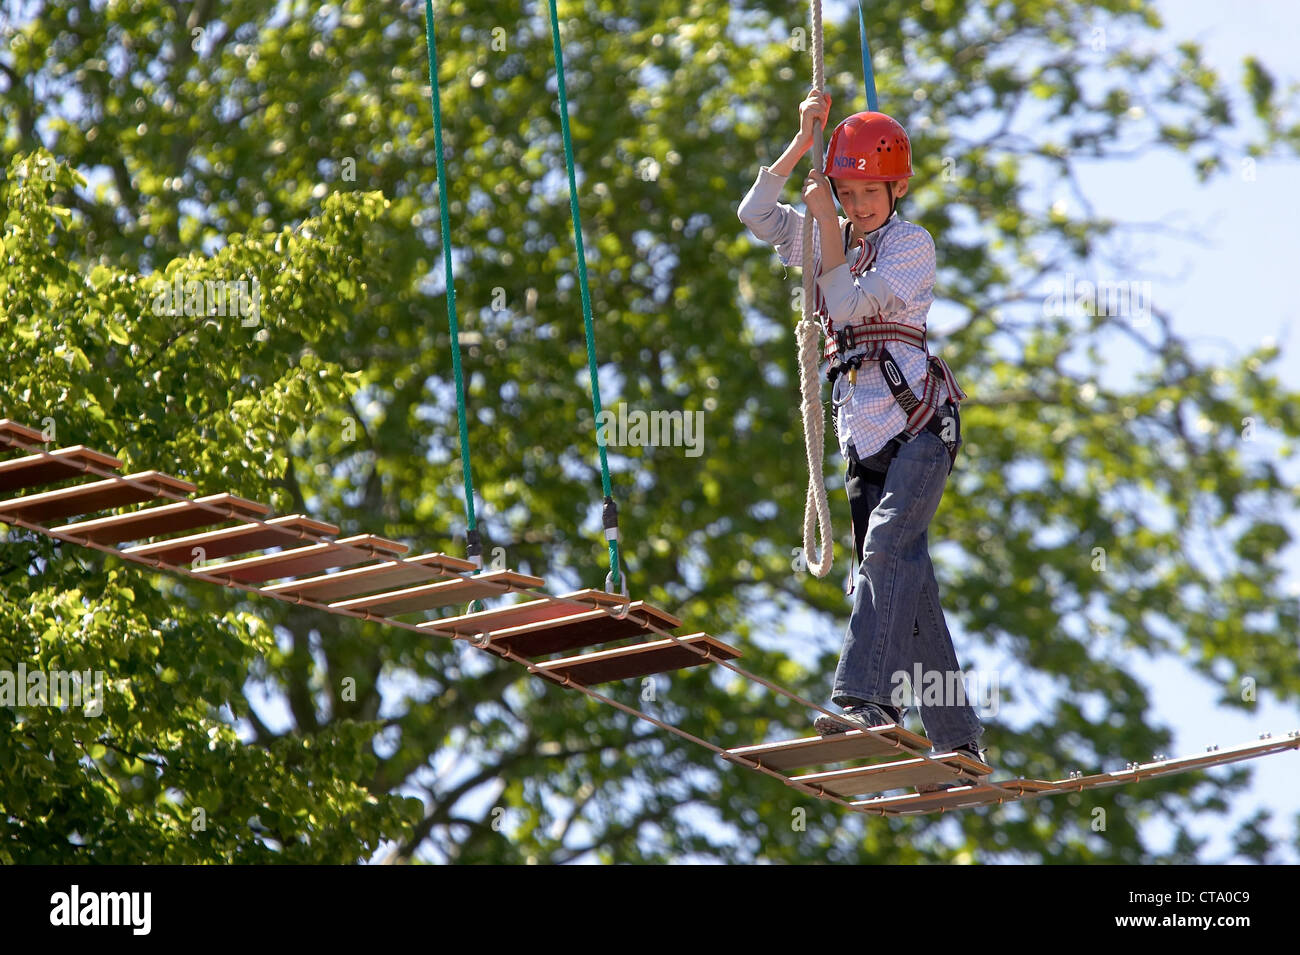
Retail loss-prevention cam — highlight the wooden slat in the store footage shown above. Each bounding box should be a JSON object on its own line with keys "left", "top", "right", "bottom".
{"left": 792, "top": 752, "right": 994, "bottom": 799}
{"left": 203, "top": 534, "right": 408, "bottom": 584}
{"left": 422, "top": 589, "right": 641, "bottom": 638}
{"left": 57, "top": 493, "right": 272, "bottom": 544}
{"left": 854, "top": 735, "right": 1300, "bottom": 814}
{"left": 332, "top": 570, "right": 546, "bottom": 616}
{"left": 727, "top": 725, "right": 936, "bottom": 772}
{"left": 0, "top": 419, "right": 47, "bottom": 450}
{"left": 262, "top": 552, "right": 475, "bottom": 601}
{"left": 422, "top": 603, "right": 683, "bottom": 658}
{"left": 533, "top": 634, "right": 740, "bottom": 685}
{"left": 0, "top": 470, "right": 197, "bottom": 523}
{"left": 122, "top": 515, "right": 340, "bottom": 564}
{"left": 854, "top": 779, "right": 1057, "bottom": 815}
{"left": 1036, "top": 734, "right": 1300, "bottom": 792}
{"left": 0, "top": 446, "right": 123, "bottom": 493}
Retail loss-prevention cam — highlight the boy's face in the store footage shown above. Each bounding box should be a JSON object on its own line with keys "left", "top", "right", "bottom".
{"left": 832, "top": 177, "right": 910, "bottom": 232}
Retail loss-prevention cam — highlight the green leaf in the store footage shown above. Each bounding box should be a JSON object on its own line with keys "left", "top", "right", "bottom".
{"left": 105, "top": 320, "right": 131, "bottom": 345}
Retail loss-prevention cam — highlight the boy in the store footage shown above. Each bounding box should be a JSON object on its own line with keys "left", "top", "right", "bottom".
{"left": 737, "top": 90, "right": 988, "bottom": 789}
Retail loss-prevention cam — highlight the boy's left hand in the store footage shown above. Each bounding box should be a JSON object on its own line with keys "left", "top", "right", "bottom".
{"left": 803, "top": 169, "right": 837, "bottom": 222}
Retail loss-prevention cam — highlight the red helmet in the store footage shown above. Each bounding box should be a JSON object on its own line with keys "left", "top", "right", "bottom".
{"left": 824, "top": 112, "right": 912, "bottom": 181}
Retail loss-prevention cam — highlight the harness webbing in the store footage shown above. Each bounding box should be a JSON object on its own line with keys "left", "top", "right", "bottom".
{"left": 828, "top": 322, "right": 926, "bottom": 358}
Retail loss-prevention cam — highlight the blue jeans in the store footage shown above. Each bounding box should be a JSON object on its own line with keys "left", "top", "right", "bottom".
{"left": 833, "top": 426, "right": 982, "bottom": 752}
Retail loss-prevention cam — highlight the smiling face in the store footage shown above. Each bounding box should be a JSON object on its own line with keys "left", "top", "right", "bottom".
{"left": 831, "top": 177, "right": 910, "bottom": 234}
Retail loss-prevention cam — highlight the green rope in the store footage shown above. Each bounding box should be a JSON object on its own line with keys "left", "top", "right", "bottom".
{"left": 422, "top": 0, "right": 483, "bottom": 579}
{"left": 544, "top": 0, "right": 623, "bottom": 592}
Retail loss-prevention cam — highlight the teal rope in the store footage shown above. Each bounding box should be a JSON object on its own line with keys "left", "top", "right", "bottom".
{"left": 857, "top": 0, "right": 878, "bottom": 111}
{"left": 422, "top": 0, "right": 483, "bottom": 579}
{"left": 544, "top": 0, "right": 622, "bottom": 591}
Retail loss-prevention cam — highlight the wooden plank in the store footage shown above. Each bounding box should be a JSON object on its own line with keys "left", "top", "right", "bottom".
{"left": 57, "top": 493, "right": 272, "bottom": 544}
{"left": 1036, "top": 734, "right": 1300, "bottom": 793}
{"left": 0, "top": 419, "right": 47, "bottom": 449}
{"left": 262, "top": 552, "right": 476, "bottom": 601}
{"left": 534, "top": 634, "right": 741, "bottom": 685}
{"left": 332, "top": 570, "right": 546, "bottom": 616}
{"left": 122, "top": 515, "right": 340, "bottom": 564}
{"left": 0, "top": 446, "right": 123, "bottom": 493}
{"left": 0, "top": 471, "right": 197, "bottom": 523}
{"left": 792, "top": 751, "right": 994, "bottom": 799}
{"left": 854, "top": 779, "right": 1056, "bottom": 815}
{"left": 422, "top": 589, "right": 649, "bottom": 638}
{"left": 203, "top": 534, "right": 408, "bottom": 584}
{"left": 727, "top": 726, "right": 936, "bottom": 772}
{"left": 423, "top": 603, "right": 683, "bottom": 658}
{"left": 854, "top": 735, "right": 1300, "bottom": 814}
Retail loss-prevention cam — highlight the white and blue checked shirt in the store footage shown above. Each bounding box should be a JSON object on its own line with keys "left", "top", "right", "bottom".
{"left": 738, "top": 165, "right": 964, "bottom": 460}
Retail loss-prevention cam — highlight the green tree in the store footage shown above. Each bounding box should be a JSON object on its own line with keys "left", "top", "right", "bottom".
{"left": 0, "top": 153, "right": 422, "bottom": 860}
{"left": 2, "top": 0, "right": 1298, "bottom": 862}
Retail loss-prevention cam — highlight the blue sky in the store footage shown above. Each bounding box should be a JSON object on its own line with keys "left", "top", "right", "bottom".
{"left": 733, "top": 0, "right": 1300, "bottom": 860}
{"left": 928, "top": 0, "right": 1300, "bottom": 859}
{"left": 1067, "top": 0, "right": 1300, "bottom": 861}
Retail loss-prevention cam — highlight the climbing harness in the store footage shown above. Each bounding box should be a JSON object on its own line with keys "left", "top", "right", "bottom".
{"left": 809, "top": 212, "right": 963, "bottom": 472}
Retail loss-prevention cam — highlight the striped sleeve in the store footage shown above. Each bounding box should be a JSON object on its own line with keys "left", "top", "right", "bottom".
{"left": 737, "top": 166, "right": 808, "bottom": 268}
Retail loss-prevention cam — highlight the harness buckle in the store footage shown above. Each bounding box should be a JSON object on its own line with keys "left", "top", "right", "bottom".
{"left": 835, "top": 326, "right": 851, "bottom": 355}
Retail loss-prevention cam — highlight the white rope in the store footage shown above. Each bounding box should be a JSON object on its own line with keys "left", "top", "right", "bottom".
{"left": 798, "top": 0, "right": 833, "bottom": 578}
{"left": 797, "top": 318, "right": 833, "bottom": 577}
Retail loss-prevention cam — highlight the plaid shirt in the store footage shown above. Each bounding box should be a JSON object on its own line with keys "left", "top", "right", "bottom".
{"left": 738, "top": 164, "right": 965, "bottom": 459}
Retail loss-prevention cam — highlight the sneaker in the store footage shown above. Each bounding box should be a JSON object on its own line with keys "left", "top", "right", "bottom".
{"left": 813, "top": 701, "right": 904, "bottom": 736}
{"left": 916, "top": 740, "right": 991, "bottom": 793}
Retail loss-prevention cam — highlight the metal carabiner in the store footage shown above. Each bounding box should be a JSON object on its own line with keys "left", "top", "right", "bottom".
{"left": 831, "top": 369, "right": 855, "bottom": 409}
{"left": 605, "top": 569, "right": 631, "bottom": 620}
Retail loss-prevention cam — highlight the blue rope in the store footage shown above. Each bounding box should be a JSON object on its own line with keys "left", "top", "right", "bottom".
{"left": 857, "top": 0, "right": 878, "bottom": 111}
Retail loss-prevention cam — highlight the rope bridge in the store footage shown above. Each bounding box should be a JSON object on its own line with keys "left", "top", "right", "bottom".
{"left": 5, "top": 1, "right": 1295, "bottom": 826}
{"left": 4, "top": 417, "right": 1295, "bottom": 818}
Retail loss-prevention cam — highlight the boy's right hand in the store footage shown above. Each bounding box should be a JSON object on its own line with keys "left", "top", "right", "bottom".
{"left": 797, "top": 88, "right": 832, "bottom": 147}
